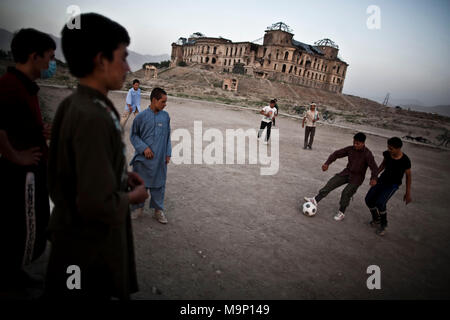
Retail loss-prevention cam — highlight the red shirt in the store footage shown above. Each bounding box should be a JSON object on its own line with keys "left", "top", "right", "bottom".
{"left": 325, "top": 145, "right": 379, "bottom": 186}
{"left": 0, "top": 67, "right": 48, "bottom": 163}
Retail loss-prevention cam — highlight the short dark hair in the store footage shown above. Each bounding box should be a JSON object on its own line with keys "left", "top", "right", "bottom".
{"left": 11, "top": 28, "right": 56, "bottom": 63}
{"left": 388, "top": 137, "right": 403, "bottom": 149}
{"left": 270, "top": 99, "right": 276, "bottom": 104}
{"left": 150, "top": 87, "right": 167, "bottom": 101}
{"left": 132, "top": 79, "right": 140, "bottom": 85}
{"left": 354, "top": 132, "right": 366, "bottom": 142}
{"left": 61, "top": 13, "right": 130, "bottom": 77}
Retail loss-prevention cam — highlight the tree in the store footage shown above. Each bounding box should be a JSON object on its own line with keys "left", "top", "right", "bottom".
{"left": 232, "top": 63, "right": 245, "bottom": 75}
{"left": 159, "top": 60, "right": 170, "bottom": 68}
{"left": 143, "top": 61, "right": 171, "bottom": 69}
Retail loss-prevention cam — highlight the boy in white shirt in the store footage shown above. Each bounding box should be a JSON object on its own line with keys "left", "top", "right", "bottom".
{"left": 302, "top": 102, "right": 320, "bottom": 149}
{"left": 257, "top": 99, "right": 277, "bottom": 143}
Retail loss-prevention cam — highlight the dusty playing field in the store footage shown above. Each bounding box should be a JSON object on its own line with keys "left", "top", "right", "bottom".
{"left": 29, "top": 87, "right": 450, "bottom": 299}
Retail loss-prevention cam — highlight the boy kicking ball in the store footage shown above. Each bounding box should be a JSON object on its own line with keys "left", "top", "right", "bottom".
{"left": 303, "top": 133, "right": 378, "bottom": 221}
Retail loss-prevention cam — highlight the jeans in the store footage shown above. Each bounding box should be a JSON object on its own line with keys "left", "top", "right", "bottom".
{"left": 365, "top": 183, "right": 399, "bottom": 226}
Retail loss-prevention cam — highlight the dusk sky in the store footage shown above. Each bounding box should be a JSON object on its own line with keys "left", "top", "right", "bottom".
{"left": 1, "top": 0, "right": 449, "bottom": 106}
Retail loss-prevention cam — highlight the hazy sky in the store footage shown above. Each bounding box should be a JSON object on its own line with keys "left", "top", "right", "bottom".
{"left": 1, "top": 0, "right": 449, "bottom": 106}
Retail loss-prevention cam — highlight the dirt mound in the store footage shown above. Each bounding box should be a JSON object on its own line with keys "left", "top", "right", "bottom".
{"left": 126, "top": 65, "right": 450, "bottom": 145}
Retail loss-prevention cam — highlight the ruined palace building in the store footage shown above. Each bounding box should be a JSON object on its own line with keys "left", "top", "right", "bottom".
{"left": 171, "top": 23, "right": 348, "bottom": 93}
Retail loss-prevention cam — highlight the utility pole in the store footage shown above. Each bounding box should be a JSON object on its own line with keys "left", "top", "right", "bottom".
{"left": 382, "top": 93, "right": 390, "bottom": 106}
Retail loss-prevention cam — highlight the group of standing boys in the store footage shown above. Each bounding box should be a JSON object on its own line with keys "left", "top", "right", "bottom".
{"left": 0, "top": 13, "right": 171, "bottom": 300}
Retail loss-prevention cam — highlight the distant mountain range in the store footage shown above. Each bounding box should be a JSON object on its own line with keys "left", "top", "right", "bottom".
{"left": 399, "top": 105, "right": 450, "bottom": 117}
{"left": 369, "top": 96, "right": 450, "bottom": 117}
{"left": 0, "top": 28, "right": 169, "bottom": 72}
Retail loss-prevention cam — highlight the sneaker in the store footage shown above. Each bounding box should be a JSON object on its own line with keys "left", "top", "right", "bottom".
{"left": 131, "top": 208, "right": 143, "bottom": 220}
{"left": 303, "top": 197, "right": 317, "bottom": 207}
{"left": 376, "top": 225, "right": 387, "bottom": 236}
{"left": 263, "top": 141, "right": 268, "bottom": 145}
{"left": 154, "top": 210, "right": 168, "bottom": 224}
{"left": 334, "top": 211, "right": 345, "bottom": 221}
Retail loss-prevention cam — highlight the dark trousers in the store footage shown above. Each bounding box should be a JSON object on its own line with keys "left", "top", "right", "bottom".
{"left": 0, "top": 163, "right": 49, "bottom": 290}
{"left": 258, "top": 121, "right": 272, "bottom": 141}
{"left": 272, "top": 117, "right": 276, "bottom": 126}
{"left": 304, "top": 126, "right": 316, "bottom": 148}
{"left": 315, "top": 174, "right": 359, "bottom": 213}
{"left": 365, "top": 183, "right": 399, "bottom": 226}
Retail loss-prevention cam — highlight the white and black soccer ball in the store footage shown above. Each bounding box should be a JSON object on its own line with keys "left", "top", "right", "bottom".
{"left": 302, "top": 201, "right": 317, "bottom": 217}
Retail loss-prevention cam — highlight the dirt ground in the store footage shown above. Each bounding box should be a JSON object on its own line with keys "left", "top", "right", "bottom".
{"left": 27, "top": 87, "right": 450, "bottom": 300}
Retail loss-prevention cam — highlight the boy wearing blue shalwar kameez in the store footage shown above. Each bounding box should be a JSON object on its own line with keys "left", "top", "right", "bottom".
{"left": 130, "top": 87, "right": 171, "bottom": 223}
{"left": 120, "top": 79, "right": 141, "bottom": 127}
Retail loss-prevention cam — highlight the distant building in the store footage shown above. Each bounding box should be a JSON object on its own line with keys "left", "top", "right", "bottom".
{"left": 171, "top": 22, "right": 349, "bottom": 93}
{"left": 222, "top": 78, "right": 238, "bottom": 91}
{"left": 144, "top": 65, "right": 158, "bottom": 79}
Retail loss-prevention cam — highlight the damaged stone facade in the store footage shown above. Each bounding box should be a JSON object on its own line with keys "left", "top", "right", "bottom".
{"left": 222, "top": 78, "right": 238, "bottom": 91}
{"left": 171, "top": 27, "right": 348, "bottom": 93}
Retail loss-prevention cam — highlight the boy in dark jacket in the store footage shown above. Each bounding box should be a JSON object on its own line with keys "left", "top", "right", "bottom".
{"left": 44, "top": 13, "right": 148, "bottom": 299}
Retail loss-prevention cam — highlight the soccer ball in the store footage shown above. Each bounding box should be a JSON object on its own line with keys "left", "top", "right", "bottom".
{"left": 302, "top": 201, "right": 317, "bottom": 217}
